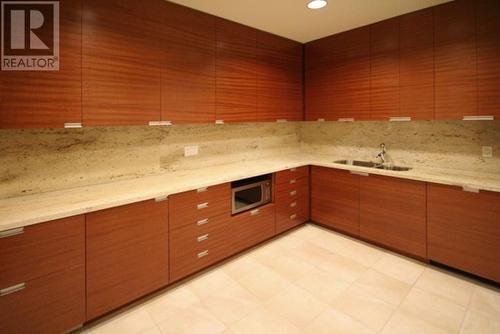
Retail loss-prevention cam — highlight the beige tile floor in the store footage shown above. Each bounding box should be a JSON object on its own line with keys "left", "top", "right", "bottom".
{"left": 81, "top": 224, "right": 500, "bottom": 334}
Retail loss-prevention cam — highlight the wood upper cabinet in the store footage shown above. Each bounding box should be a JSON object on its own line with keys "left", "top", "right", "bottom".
{"left": 216, "top": 19, "right": 258, "bottom": 122}
{"left": 161, "top": 2, "right": 216, "bottom": 123}
{"left": 476, "top": 0, "right": 500, "bottom": 119}
{"left": 82, "top": 0, "right": 162, "bottom": 126}
{"left": 360, "top": 175, "right": 427, "bottom": 259}
{"left": 86, "top": 199, "right": 169, "bottom": 320}
{"left": 434, "top": 0, "right": 477, "bottom": 119}
{"left": 311, "top": 167, "right": 360, "bottom": 235}
{"left": 399, "top": 8, "right": 434, "bottom": 120}
{"left": 370, "top": 18, "right": 400, "bottom": 119}
{"left": 305, "top": 27, "right": 370, "bottom": 121}
{"left": 428, "top": 184, "right": 500, "bottom": 283}
{"left": 257, "top": 31, "right": 303, "bottom": 121}
{"left": 0, "top": 0, "right": 82, "bottom": 128}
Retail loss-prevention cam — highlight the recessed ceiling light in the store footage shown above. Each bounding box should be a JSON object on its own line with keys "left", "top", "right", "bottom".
{"left": 307, "top": 0, "right": 327, "bottom": 9}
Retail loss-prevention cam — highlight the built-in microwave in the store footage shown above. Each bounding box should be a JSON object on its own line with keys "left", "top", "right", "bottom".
{"left": 231, "top": 174, "right": 272, "bottom": 215}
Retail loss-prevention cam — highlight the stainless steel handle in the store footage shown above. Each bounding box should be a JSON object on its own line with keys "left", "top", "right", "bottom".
{"left": 64, "top": 122, "right": 82, "bottom": 128}
{"left": 197, "top": 187, "right": 208, "bottom": 193}
{"left": 290, "top": 168, "right": 297, "bottom": 172}
{"left": 0, "top": 283, "right": 25, "bottom": 297}
{"left": 197, "top": 250, "right": 209, "bottom": 258}
{"left": 0, "top": 227, "right": 24, "bottom": 239}
{"left": 290, "top": 202, "right": 297, "bottom": 208}
{"left": 290, "top": 214, "right": 298, "bottom": 220}
{"left": 338, "top": 118, "right": 354, "bottom": 122}
{"left": 350, "top": 171, "right": 369, "bottom": 177}
{"left": 462, "top": 186, "right": 480, "bottom": 193}
{"left": 250, "top": 209, "right": 260, "bottom": 216}
{"left": 290, "top": 190, "right": 297, "bottom": 196}
{"left": 463, "top": 116, "right": 494, "bottom": 121}
{"left": 197, "top": 202, "right": 209, "bottom": 210}
{"left": 290, "top": 179, "right": 297, "bottom": 184}
{"left": 155, "top": 195, "right": 168, "bottom": 202}
{"left": 197, "top": 234, "right": 209, "bottom": 242}
{"left": 197, "top": 218, "right": 209, "bottom": 226}
{"left": 389, "top": 116, "right": 411, "bottom": 122}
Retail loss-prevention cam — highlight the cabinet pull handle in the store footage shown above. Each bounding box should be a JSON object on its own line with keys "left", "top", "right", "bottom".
{"left": 197, "top": 218, "right": 209, "bottom": 226}
{"left": 338, "top": 118, "right": 354, "bottom": 122}
{"left": 154, "top": 195, "right": 168, "bottom": 202}
{"left": 64, "top": 122, "right": 82, "bottom": 129}
{"left": 197, "top": 187, "right": 208, "bottom": 193}
{"left": 290, "top": 179, "right": 297, "bottom": 184}
{"left": 389, "top": 117, "right": 411, "bottom": 122}
{"left": 290, "top": 190, "right": 297, "bottom": 196}
{"left": 462, "top": 186, "right": 480, "bottom": 193}
{"left": 0, "top": 227, "right": 24, "bottom": 239}
{"left": 197, "top": 202, "right": 209, "bottom": 210}
{"left": 250, "top": 209, "right": 260, "bottom": 216}
{"left": 290, "top": 214, "right": 298, "bottom": 220}
{"left": 350, "top": 171, "right": 369, "bottom": 177}
{"left": 0, "top": 283, "right": 25, "bottom": 297}
{"left": 197, "top": 250, "right": 209, "bottom": 258}
{"left": 290, "top": 168, "right": 297, "bottom": 172}
{"left": 290, "top": 202, "right": 297, "bottom": 208}
{"left": 197, "top": 234, "right": 209, "bottom": 242}
{"left": 463, "top": 116, "right": 494, "bottom": 121}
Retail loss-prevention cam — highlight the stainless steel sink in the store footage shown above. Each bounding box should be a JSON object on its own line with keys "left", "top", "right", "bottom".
{"left": 334, "top": 160, "right": 412, "bottom": 172}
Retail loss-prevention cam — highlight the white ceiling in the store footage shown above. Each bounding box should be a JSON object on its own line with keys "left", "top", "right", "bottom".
{"left": 167, "top": 0, "right": 452, "bottom": 43}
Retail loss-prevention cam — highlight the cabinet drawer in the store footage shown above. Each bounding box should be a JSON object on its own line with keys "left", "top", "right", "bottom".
{"left": 233, "top": 204, "right": 276, "bottom": 252}
{"left": 276, "top": 202, "right": 309, "bottom": 234}
{"left": 0, "top": 266, "right": 85, "bottom": 334}
{"left": 170, "top": 183, "right": 231, "bottom": 230}
{"left": 275, "top": 166, "right": 309, "bottom": 185}
{"left": 275, "top": 176, "right": 309, "bottom": 194}
{"left": 170, "top": 215, "right": 234, "bottom": 281}
{"left": 0, "top": 215, "right": 85, "bottom": 288}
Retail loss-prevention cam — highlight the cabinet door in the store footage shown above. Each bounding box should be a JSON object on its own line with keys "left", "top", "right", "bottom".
{"left": 477, "top": 0, "right": 500, "bottom": 119}
{"left": 86, "top": 199, "right": 169, "bottom": 320}
{"left": 0, "top": 0, "right": 82, "bottom": 128}
{"left": 360, "top": 175, "right": 427, "bottom": 258}
{"left": 82, "top": 0, "right": 162, "bottom": 126}
{"left": 428, "top": 184, "right": 500, "bottom": 282}
{"left": 257, "top": 31, "right": 303, "bottom": 121}
{"left": 216, "top": 19, "right": 257, "bottom": 122}
{"left": 399, "top": 8, "right": 434, "bottom": 120}
{"left": 434, "top": 0, "right": 477, "bottom": 119}
{"left": 370, "top": 18, "right": 400, "bottom": 119}
{"left": 233, "top": 204, "right": 275, "bottom": 252}
{"left": 161, "top": 2, "right": 216, "bottom": 123}
{"left": 311, "top": 167, "right": 360, "bottom": 235}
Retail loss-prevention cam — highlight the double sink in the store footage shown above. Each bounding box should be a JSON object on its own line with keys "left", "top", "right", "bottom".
{"left": 334, "top": 160, "right": 412, "bottom": 172}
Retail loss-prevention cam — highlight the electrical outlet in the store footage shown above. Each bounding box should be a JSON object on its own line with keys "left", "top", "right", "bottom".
{"left": 184, "top": 146, "right": 199, "bottom": 157}
{"left": 482, "top": 146, "right": 493, "bottom": 158}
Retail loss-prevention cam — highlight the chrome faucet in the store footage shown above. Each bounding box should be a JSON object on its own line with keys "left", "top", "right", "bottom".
{"left": 376, "top": 143, "right": 386, "bottom": 164}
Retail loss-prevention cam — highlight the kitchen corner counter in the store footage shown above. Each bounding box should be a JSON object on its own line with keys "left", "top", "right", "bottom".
{"left": 1, "top": 154, "right": 499, "bottom": 232}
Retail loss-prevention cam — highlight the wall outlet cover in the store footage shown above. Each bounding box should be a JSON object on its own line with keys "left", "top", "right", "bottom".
{"left": 482, "top": 146, "right": 493, "bottom": 158}
{"left": 184, "top": 146, "right": 199, "bottom": 157}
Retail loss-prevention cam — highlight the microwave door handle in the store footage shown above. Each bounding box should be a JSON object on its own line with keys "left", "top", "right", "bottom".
{"left": 264, "top": 183, "right": 271, "bottom": 201}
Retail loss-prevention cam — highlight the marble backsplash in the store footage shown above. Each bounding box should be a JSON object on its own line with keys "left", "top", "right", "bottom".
{"left": 300, "top": 121, "right": 500, "bottom": 173}
{"left": 0, "top": 123, "right": 301, "bottom": 199}
{"left": 1, "top": 120, "right": 499, "bottom": 199}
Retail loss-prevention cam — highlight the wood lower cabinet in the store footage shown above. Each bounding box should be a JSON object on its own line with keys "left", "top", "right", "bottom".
{"left": 86, "top": 199, "right": 169, "bottom": 320}
{"left": 311, "top": 167, "right": 360, "bottom": 235}
{"left": 233, "top": 203, "right": 276, "bottom": 252}
{"left": 428, "top": 184, "right": 500, "bottom": 282}
{"left": 360, "top": 175, "right": 427, "bottom": 258}
{"left": 275, "top": 167, "right": 310, "bottom": 234}
{"left": 0, "top": 216, "right": 85, "bottom": 334}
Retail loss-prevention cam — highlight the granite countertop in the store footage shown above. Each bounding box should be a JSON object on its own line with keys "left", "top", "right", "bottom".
{"left": 1, "top": 153, "right": 499, "bottom": 232}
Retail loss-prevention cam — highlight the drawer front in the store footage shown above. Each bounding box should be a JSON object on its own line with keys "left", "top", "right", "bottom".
{"left": 275, "top": 176, "right": 309, "bottom": 194}
{"left": 0, "top": 215, "right": 85, "bottom": 288}
{"left": 275, "top": 166, "right": 309, "bottom": 185}
{"left": 275, "top": 179, "right": 309, "bottom": 202}
{"left": 0, "top": 266, "right": 85, "bottom": 334}
{"left": 170, "top": 216, "right": 235, "bottom": 282}
{"left": 233, "top": 204, "right": 276, "bottom": 252}
{"left": 170, "top": 183, "right": 231, "bottom": 230}
{"left": 276, "top": 194, "right": 309, "bottom": 234}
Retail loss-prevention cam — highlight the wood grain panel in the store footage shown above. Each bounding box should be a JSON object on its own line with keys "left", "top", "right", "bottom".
{"left": 428, "top": 184, "right": 500, "bottom": 283}
{"left": 233, "top": 203, "right": 275, "bottom": 252}
{"left": 257, "top": 31, "right": 303, "bottom": 121}
{"left": 0, "top": 266, "right": 85, "bottom": 334}
{"left": 275, "top": 166, "right": 309, "bottom": 185}
{"left": 0, "top": 0, "right": 82, "bottom": 128}
{"left": 311, "top": 167, "right": 360, "bottom": 235}
{"left": 0, "top": 215, "right": 84, "bottom": 288}
{"left": 169, "top": 183, "right": 231, "bottom": 230}
{"left": 476, "top": 0, "right": 500, "bottom": 119}
{"left": 216, "top": 19, "right": 257, "bottom": 122}
{"left": 360, "top": 175, "right": 426, "bottom": 258}
{"left": 276, "top": 182, "right": 309, "bottom": 234}
{"left": 161, "top": 2, "right": 216, "bottom": 123}
{"left": 86, "top": 199, "right": 169, "bottom": 320}
{"left": 399, "top": 8, "right": 434, "bottom": 120}
{"left": 82, "top": 0, "right": 162, "bottom": 126}
{"left": 370, "top": 18, "right": 400, "bottom": 119}
{"left": 434, "top": 0, "right": 477, "bottom": 119}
